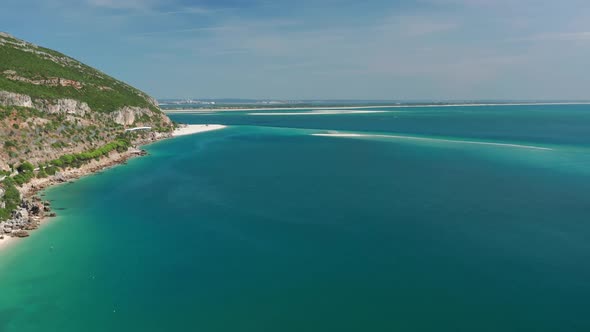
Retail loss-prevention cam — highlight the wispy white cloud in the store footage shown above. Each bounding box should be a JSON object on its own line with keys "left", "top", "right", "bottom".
{"left": 132, "top": 26, "right": 237, "bottom": 37}
{"left": 377, "top": 15, "right": 458, "bottom": 37}
{"left": 86, "top": 0, "right": 215, "bottom": 16}
{"left": 10, "top": 0, "right": 590, "bottom": 99}
{"left": 161, "top": 6, "right": 215, "bottom": 15}
{"left": 518, "top": 31, "right": 590, "bottom": 42}
{"left": 87, "top": 0, "right": 158, "bottom": 10}
{"left": 131, "top": 18, "right": 299, "bottom": 39}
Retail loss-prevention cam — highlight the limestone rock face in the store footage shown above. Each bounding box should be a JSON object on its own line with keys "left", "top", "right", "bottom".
{"left": 147, "top": 96, "right": 159, "bottom": 108}
{"left": 111, "top": 106, "right": 149, "bottom": 126}
{"left": 0, "top": 91, "right": 33, "bottom": 108}
{"left": 0, "top": 33, "right": 173, "bottom": 132}
{"left": 159, "top": 112, "right": 172, "bottom": 124}
{"left": 0, "top": 91, "right": 168, "bottom": 124}
{"left": 35, "top": 98, "right": 91, "bottom": 116}
{"left": 111, "top": 106, "right": 171, "bottom": 126}
{"left": 0, "top": 91, "right": 91, "bottom": 116}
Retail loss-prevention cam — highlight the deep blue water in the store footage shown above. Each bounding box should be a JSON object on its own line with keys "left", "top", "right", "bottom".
{"left": 1, "top": 104, "right": 590, "bottom": 331}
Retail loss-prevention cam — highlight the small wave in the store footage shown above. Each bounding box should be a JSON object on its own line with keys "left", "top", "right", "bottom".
{"left": 312, "top": 133, "right": 553, "bottom": 151}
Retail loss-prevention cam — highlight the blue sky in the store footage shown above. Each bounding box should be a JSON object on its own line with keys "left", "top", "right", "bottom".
{"left": 2, "top": 0, "right": 590, "bottom": 100}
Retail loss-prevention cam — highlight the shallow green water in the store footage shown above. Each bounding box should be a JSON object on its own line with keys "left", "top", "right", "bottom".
{"left": 2, "top": 105, "right": 590, "bottom": 331}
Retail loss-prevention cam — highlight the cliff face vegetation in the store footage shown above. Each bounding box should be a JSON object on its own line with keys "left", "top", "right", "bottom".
{"left": 0, "top": 32, "right": 174, "bottom": 220}
{"left": 0, "top": 32, "right": 160, "bottom": 113}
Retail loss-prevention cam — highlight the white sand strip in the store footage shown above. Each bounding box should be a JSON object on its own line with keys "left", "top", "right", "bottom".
{"left": 172, "top": 124, "right": 226, "bottom": 137}
{"left": 312, "top": 133, "right": 553, "bottom": 151}
{"left": 163, "top": 102, "right": 590, "bottom": 113}
{"left": 248, "top": 110, "right": 389, "bottom": 116}
{"left": 164, "top": 107, "right": 387, "bottom": 113}
{"left": 0, "top": 236, "right": 17, "bottom": 251}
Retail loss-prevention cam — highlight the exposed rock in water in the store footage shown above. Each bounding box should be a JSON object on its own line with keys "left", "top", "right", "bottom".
{"left": 12, "top": 230, "right": 29, "bottom": 238}
{"left": 30, "top": 204, "right": 42, "bottom": 216}
{"left": 24, "top": 223, "right": 38, "bottom": 231}
{"left": 0, "top": 198, "right": 51, "bottom": 238}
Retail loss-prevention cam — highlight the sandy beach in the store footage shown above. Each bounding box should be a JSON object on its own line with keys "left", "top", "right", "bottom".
{"left": 172, "top": 124, "right": 226, "bottom": 136}
{"left": 0, "top": 236, "right": 17, "bottom": 251}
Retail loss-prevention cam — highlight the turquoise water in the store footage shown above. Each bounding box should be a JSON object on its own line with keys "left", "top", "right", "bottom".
{"left": 2, "top": 105, "right": 590, "bottom": 331}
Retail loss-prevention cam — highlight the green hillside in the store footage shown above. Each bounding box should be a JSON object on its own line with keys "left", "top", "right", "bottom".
{"left": 0, "top": 32, "right": 158, "bottom": 113}
{"left": 0, "top": 33, "right": 174, "bottom": 220}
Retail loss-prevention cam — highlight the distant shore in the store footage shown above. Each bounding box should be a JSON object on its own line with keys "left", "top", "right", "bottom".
{"left": 0, "top": 124, "right": 227, "bottom": 251}
{"left": 163, "top": 101, "right": 590, "bottom": 113}
{"left": 172, "top": 124, "right": 226, "bottom": 136}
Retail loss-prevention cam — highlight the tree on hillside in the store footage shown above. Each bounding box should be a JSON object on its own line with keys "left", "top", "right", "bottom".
{"left": 17, "top": 161, "right": 34, "bottom": 173}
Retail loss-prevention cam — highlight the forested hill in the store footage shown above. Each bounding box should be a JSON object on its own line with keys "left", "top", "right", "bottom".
{"left": 0, "top": 32, "right": 174, "bottom": 220}
{"left": 0, "top": 32, "right": 161, "bottom": 113}
{"left": 0, "top": 32, "right": 173, "bottom": 168}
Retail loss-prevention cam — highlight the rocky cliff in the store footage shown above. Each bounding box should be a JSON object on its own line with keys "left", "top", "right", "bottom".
{"left": 0, "top": 31, "right": 171, "bottom": 123}
{"left": 0, "top": 32, "right": 174, "bottom": 172}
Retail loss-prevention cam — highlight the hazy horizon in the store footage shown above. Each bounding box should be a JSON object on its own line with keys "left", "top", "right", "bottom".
{"left": 2, "top": 0, "right": 590, "bottom": 100}
{"left": 157, "top": 98, "right": 590, "bottom": 103}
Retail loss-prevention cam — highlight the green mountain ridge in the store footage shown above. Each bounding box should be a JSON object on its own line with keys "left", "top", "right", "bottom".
{"left": 0, "top": 32, "right": 159, "bottom": 113}
{"left": 0, "top": 32, "right": 174, "bottom": 220}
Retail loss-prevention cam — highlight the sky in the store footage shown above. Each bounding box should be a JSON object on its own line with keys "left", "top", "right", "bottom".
{"left": 1, "top": 0, "right": 590, "bottom": 100}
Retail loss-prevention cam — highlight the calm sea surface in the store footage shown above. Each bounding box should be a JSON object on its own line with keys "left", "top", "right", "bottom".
{"left": 2, "top": 105, "right": 590, "bottom": 331}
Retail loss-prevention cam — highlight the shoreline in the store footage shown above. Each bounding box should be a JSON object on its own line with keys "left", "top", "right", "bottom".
{"left": 0, "top": 234, "right": 16, "bottom": 250}
{"left": 0, "top": 124, "right": 226, "bottom": 252}
{"left": 162, "top": 101, "right": 590, "bottom": 113}
{"left": 172, "top": 124, "right": 226, "bottom": 136}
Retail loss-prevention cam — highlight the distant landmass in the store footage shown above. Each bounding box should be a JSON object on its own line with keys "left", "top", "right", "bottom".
{"left": 159, "top": 98, "right": 590, "bottom": 110}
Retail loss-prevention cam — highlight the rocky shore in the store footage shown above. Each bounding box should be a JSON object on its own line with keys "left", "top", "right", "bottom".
{"left": 0, "top": 134, "right": 168, "bottom": 244}
{"left": 0, "top": 124, "right": 228, "bottom": 249}
{"left": 0, "top": 196, "right": 54, "bottom": 240}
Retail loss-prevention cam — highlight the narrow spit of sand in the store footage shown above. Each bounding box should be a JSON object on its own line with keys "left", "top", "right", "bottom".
{"left": 162, "top": 101, "right": 590, "bottom": 114}
{"left": 172, "top": 124, "right": 227, "bottom": 137}
{"left": 312, "top": 132, "right": 553, "bottom": 150}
